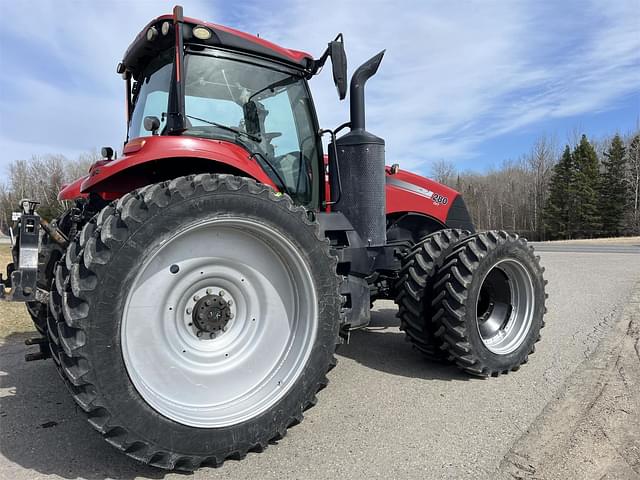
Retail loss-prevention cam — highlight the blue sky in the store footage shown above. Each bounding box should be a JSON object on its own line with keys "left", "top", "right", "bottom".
{"left": 0, "top": 0, "right": 638, "bottom": 176}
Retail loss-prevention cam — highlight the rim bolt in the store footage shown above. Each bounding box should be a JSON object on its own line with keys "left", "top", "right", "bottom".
{"left": 206, "top": 288, "right": 212, "bottom": 295}
{"left": 205, "top": 300, "right": 211, "bottom": 306}
{"left": 193, "top": 295, "right": 200, "bottom": 301}
{"left": 186, "top": 307, "right": 192, "bottom": 315}
{"left": 198, "top": 313, "right": 204, "bottom": 320}
{"left": 219, "top": 290, "right": 225, "bottom": 297}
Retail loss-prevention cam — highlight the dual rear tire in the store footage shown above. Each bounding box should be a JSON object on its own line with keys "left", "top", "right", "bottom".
{"left": 396, "top": 230, "right": 546, "bottom": 376}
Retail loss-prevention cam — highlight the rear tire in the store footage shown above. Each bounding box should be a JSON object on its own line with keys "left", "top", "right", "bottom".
{"left": 395, "top": 229, "right": 470, "bottom": 360}
{"left": 432, "top": 231, "right": 546, "bottom": 376}
{"left": 49, "top": 175, "right": 343, "bottom": 470}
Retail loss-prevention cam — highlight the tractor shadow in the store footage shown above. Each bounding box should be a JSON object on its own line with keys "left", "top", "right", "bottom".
{"left": 0, "top": 332, "right": 174, "bottom": 480}
{"left": 337, "top": 306, "right": 471, "bottom": 382}
{"left": 0, "top": 310, "right": 468, "bottom": 478}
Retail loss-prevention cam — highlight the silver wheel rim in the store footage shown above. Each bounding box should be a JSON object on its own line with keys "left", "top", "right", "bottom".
{"left": 121, "top": 218, "right": 317, "bottom": 428}
{"left": 475, "top": 258, "right": 535, "bottom": 355}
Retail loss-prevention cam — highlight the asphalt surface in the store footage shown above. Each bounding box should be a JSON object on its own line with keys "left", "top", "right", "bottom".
{"left": 1, "top": 243, "right": 639, "bottom": 480}
{"left": 531, "top": 242, "right": 640, "bottom": 254}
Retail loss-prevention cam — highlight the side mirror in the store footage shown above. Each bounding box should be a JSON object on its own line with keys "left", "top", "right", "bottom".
{"left": 329, "top": 38, "right": 347, "bottom": 100}
{"left": 143, "top": 116, "right": 161, "bottom": 135}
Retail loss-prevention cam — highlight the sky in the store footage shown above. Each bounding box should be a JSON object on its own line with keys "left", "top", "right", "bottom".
{"left": 0, "top": 0, "right": 638, "bottom": 176}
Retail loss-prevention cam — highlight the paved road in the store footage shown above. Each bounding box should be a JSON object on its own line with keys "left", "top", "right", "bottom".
{"left": 1, "top": 244, "right": 639, "bottom": 480}
{"left": 531, "top": 242, "right": 640, "bottom": 254}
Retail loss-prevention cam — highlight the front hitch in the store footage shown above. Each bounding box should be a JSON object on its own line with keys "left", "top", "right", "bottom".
{"left": 1, "top": 199, "right": 41, "bottom": 302}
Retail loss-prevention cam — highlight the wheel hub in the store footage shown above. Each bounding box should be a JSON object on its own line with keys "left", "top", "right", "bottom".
{"left": 475, "top": 258, "right": 535, "bottom": 355}
{"left": 193, "top": 294, "right": 231, "bottom": 333}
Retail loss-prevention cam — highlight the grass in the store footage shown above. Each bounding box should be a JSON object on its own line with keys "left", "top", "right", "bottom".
{"left": 0, "top": 245, "right": 36, "bottom": 338}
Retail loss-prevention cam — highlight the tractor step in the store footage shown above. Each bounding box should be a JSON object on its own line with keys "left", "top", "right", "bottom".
{"left": 25, "top": 351, "right": 51, "bottom": 362}
{"left": 24, "top": 337, "right": 51, "bottom": 362}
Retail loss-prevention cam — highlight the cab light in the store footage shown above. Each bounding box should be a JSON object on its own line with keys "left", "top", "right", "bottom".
{"left": 192, "top": 26, "right": 212, "bottom": 40}
{"left": 146, "top": 26, "right": 158, "bottom": 42}
{"left": 161, "top": 21, "right": 171, "bottom": 36}
{"left": 123, "top": 138, "right": 147, "bottom": 154}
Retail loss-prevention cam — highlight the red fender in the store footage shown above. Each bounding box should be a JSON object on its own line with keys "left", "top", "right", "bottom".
{"left": 58, "top": 136, "right": 276, "bottom": 201}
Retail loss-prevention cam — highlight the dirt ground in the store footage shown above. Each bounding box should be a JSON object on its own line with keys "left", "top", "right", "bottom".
{"left": 501, "top": 282, "right": 640, "bottom": 479}
{"left": 0, "top": 245, "right": 33, "bottom": 336}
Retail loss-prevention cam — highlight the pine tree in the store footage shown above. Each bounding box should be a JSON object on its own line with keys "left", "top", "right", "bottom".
{"left": 598, "top": 134, "right": 627, "bottom": 236}
{"left": 544, "top": 145, "right": 574, "bottom": 239}
{"left": 627, "top": 134, "right": 640, "bottom": 234}
{"left": 571, "top": 135, "right": 600, "bottom": 237}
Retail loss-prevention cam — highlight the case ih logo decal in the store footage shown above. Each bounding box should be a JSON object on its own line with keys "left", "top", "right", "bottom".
{"left": 386, "top": 177, "right": 449, "bottom": 205}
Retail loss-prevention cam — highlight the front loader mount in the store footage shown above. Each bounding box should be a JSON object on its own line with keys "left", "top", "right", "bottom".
{"left": 1, "top": 200, "right": 41, "bottom": 303}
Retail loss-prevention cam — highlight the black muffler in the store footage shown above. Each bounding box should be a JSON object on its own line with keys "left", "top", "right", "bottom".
{"left": 330, "top": 51, "right": 386, "bottom": 247}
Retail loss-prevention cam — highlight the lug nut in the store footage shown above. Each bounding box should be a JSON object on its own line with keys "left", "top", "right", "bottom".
{"left": 206, "top": 288, "right": 212, "bottom": 295}
{"left": 209, "top": 332, "right": 215, "bottom": 339}
{"left": 196, "top": 331, "right": 203, "bottom": 337}
{"left": 205, "top": 300, "right": 211, "bottom": 306}
{"left": 186, "top": 307, "right": 192, "bottom": 315}
{"left": 193, "top": 295, "right": 200, "bottom": 301}
{"left": 219, "top": 290, "right": 225, "bottom": 296}
{"left": 229, "top": 313, "right": 234, "bottom": 320}
{"left": 227, "top": 299, "right": 233, "bottom": 306}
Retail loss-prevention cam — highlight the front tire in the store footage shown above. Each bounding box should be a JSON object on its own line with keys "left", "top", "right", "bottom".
{"left": 49, "top": 175, "right": 342, "bottom": 470}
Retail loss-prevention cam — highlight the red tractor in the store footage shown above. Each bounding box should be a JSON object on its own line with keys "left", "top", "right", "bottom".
{"left": 2, "top": 7, "right": 546, "bottom": 470}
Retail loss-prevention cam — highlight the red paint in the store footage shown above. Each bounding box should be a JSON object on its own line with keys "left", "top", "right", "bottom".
{"left": 58, "top": 136, "right": 276, "bottom": 201}
{"left": 149, "top": 14, "right": 312, "bottom": 66}
{"left": 60, "top": 138, "right": 458, "bottom": 226}
{"left": 385, "top": 167, "right": 459, "bottom": 223}
{"left": 174, "top": 25, "right": 181, "bottom": 81}
{"left": 58, "top": 177, "right": 86, "bottom": 201}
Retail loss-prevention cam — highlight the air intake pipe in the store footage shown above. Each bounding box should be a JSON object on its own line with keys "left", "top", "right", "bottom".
{"left": 330, "top": 50, "right": 387, "bottom": 247}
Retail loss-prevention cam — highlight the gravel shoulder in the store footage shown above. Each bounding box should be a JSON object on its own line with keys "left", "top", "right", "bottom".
{"left": 501, "top": 280, "right": 640, "bottom": 480}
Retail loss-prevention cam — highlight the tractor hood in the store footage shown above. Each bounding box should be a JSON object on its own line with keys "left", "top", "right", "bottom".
{"left": 385, "top": 166, "right": 474, "bottom": 231}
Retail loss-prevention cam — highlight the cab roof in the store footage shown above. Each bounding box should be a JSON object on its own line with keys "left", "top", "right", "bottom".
{"left": 122, "top": 14, "right": 315, "bottom": 76}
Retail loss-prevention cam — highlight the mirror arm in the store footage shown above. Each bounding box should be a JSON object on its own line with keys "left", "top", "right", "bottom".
{"left": 311, "top": 33, "right": 344, "bottom": 75}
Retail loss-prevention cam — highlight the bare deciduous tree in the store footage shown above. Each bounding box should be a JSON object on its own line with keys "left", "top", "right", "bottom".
{"left": 0, "top": 152, "right": 97, "bottom": 234}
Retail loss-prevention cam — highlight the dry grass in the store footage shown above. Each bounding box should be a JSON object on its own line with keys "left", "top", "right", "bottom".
{"left": 0, "top": 245, "right": 36, "bottom": 338}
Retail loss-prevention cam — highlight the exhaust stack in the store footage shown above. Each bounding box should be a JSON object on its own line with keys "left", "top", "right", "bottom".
{"left": 349, "top": 50, "right": 385, "bottom": 131}
{"left": 331, "top": 51, "right": 386, "bottom": 247}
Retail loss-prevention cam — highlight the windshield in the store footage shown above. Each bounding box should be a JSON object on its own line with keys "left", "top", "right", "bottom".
{"left": 128, "top": 50, "right": 321, "bottom": 205}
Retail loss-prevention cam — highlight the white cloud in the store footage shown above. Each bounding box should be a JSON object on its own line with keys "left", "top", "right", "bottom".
{"left": 235, "top": 0, "right": 639, "bottom": 172}
{"left": 0, "top": 0, "right": 637, "bottom": 176}
{"left": 0, "top": 0, "right": 214, "bottom": 169}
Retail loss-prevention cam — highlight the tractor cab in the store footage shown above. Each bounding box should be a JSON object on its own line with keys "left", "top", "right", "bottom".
{"left": 119, "top": 7, "right": 346, "bottom": 206}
